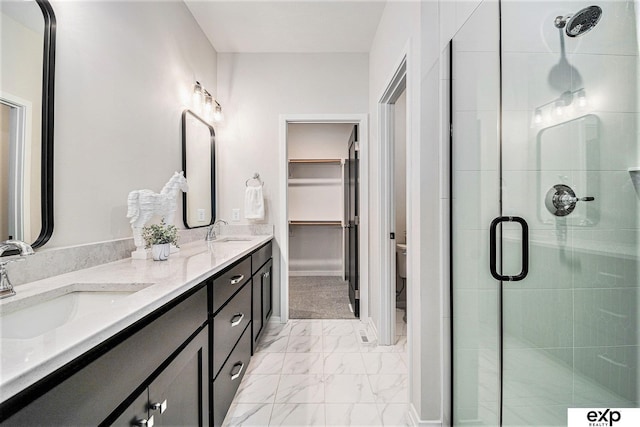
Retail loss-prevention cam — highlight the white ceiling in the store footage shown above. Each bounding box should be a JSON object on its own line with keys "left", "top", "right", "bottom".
{"left": 184, "top": 1, "right": 387, "bottom": 53}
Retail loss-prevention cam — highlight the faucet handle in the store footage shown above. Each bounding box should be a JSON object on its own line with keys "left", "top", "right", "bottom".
{"left": 0, "top": 256, "right": 27, "bottom": 267}
{"left": 0, "top": 239, "right": 35, "bottom": 256}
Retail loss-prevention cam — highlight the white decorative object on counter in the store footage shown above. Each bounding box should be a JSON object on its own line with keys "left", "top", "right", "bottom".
{"left": 151, "top": 243, "right": 171, "bottom": 261}
{"left": 126, "top": 172, "right": 188, "bottom": 259}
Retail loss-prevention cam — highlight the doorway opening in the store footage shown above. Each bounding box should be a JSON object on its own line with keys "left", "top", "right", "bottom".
{"left": 287, "top": 123, "right": 355, "bottom": 319}
{"left": 378, "top": 57, "right": 408, "bottom": 345}
{"left": 279, "top": 115, "right": 368, "bottom": 324}
{"left": 0, "top": 96, "right": 31, "bottom": 243}
{"left": 393, "top": 89, "right": 408, "bottom": 331}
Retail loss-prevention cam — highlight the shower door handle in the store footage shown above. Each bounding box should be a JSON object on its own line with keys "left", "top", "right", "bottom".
{"left": 490, "top": 216, "right": 529, "bottom": 282}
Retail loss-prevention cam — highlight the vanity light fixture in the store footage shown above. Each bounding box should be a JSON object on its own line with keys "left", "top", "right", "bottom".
{"left": 532, "top": 88, "right": 588, "bottom": 127}
{"left": 192, "top": 81, "right": 223, "bottom": 123}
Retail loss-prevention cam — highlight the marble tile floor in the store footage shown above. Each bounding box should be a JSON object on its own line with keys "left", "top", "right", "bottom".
{"left": 223, "top": 314, "right": 409, "bottom": 426}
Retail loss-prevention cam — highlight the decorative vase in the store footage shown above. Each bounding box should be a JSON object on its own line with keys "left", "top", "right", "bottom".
{"left": 151, "top": 243, "right": 171, "bottom": 261}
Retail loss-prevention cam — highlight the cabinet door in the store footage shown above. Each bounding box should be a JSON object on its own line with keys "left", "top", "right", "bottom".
{"left": 252, "top": 276, "right": 262, "bottom": 346}
{"left": 148, "top": 327, "right": 208, "bottom": 427}
{"left": 261, "top": 259, "right": 273, "bottom": 324}
{"left": 111, "top": 390, "right": 150, "bottom": 427}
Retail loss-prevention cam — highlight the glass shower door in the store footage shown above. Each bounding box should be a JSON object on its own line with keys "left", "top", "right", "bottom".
{"left": 453, "top": 1, "right": 640, "bottom": 426}
{"left": 451, "top": 1, "right": 501, "bottom": 425}
{"left": 500, "top": 1, "right": 639, "bottom": 425}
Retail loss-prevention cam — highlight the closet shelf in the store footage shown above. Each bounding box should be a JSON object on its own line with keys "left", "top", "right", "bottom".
{"left": 288, "top": 178, "right": 341, "bottom": 185}
{"left": 288, "top": 158, "right": 343, "bottom": 164}
{"left": 289, "top": 220, "right": 343, "bottom": 226}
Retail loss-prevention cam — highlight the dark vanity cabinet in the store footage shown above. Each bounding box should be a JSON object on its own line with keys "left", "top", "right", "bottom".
{"left": 0, "top": 239, "right": 273, "bottom": 427}
{"left": 210, "top": 240, "right": 272, "bottom": 426}
{"left": 2, "top": 286, "right": 209, "bottom": 426}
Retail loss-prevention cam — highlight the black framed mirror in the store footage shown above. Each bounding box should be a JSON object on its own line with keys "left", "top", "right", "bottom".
{"left": 181, "top": 109, "right": 216, "bottom": 228}
{"left": 0, "top": 0, "right": 55, "bottom": 250}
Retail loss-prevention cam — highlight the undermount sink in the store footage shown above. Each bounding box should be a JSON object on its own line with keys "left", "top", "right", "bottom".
{"left": 211, "top": 237, "right": 254, "bottom": 243}
{"left": 0, "top": 283, "right": 152, "bottom": 340}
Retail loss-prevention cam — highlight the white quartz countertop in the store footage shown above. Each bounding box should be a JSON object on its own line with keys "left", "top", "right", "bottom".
{"left": 0, "top": 235, "right": 272, "bottom": 403}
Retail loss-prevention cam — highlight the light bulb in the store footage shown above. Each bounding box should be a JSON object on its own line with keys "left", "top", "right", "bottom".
{"left": 534, "top": 109, "right": 543, "bottom": 124}
{"left": 577, "top": 91, "right": 587, "bottom": 107}
{"left": 554, "top": 100, "right": 565, "bottom": 116}
{"left": 204, "top": 94, "right": 213, "bottom": 118}
{"left": 192, "top": 82, "right": 203, "bottom": 111}
{"left": 213, "top": 105, "right": 224, "bottom": 122}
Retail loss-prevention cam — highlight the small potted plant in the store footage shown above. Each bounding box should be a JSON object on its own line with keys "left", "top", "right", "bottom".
{"left": 142, "top": 219, "right": 179, "bottom": 261}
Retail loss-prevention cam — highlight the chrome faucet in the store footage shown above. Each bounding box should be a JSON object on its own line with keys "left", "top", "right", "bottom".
{"left": 205, "top": 219, "right": 228, "bottom": 241}
{"left": 0, "top": 240, "right": 35, "bottom": 299}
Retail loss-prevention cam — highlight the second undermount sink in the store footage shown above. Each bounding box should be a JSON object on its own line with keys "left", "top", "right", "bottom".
{"left": 211, "top": 237, "right": 254, "bottom": 243}
{"left": 0, "top": 283, "right": 152, "bottom": 340}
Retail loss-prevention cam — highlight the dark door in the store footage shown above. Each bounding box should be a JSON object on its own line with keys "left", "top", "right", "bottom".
{"left": 346, "top": 126, "right": 359, "bottom": 318}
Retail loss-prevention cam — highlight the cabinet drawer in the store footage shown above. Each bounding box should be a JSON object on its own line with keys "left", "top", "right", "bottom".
{"left": 212, "top": 281, "right": 251, "bottom": 379}
{"left": 251, "top": 241, "right": 272, "bottom": 274}
{"left": 212, "top": 257, "right": 251, "bottom": 314}
{"left": 213, "top": 325, "right": 251, "bottom": 427}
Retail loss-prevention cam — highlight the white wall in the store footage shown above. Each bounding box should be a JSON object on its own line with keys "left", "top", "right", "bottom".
{"left": 48, "top": 0, "right": 217, "bottom": 248}
{"left": 216, "top": 53, "right": 368, "bottom": 317}
{"left": 367, "top": 0, "right": 482, "bottom": 424}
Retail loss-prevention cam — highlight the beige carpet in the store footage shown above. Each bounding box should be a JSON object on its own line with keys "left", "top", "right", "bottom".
{"left": 289, "top": 276, "right": 356, "bottom": 319}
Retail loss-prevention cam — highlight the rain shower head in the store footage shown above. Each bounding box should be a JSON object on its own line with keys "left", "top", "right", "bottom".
{"left": 554, "top": 5, "right": 602, "bottom": 37}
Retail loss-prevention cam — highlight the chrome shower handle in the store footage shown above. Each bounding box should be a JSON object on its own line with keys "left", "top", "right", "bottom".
{"left": 545, "top": 184, "right": 595, "bottom": 217}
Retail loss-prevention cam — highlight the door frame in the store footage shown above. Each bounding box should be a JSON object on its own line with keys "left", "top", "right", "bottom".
{"left": 0, "top": 93, "right": 32, "bottom": 241}
{"left": 378, "top": 57, "right": 407, "bottom": 345}
{"left": 278, "top": 114, "right": 369, "bottom": 324}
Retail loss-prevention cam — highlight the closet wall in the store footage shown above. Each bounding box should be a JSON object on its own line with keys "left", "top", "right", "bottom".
{"left": 288, "top": 123, "right": 352, "bottom": 276}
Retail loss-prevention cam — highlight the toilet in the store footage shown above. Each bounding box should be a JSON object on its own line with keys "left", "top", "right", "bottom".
{"left": 396, "top": 243, "right": 407, "bottom": 280}
{"left": 396, "top": 243, "right": 407, "bottom": 323}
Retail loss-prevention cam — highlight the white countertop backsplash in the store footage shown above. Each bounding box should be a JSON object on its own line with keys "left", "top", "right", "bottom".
{"left": 0, "top": 229, "right": 273, "bottom": 403}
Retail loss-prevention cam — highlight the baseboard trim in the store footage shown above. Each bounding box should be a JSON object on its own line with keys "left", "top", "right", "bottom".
{"left": 409, "top": 404, "right": 443, "bottom": 426}
{"left": 288, "top": 271, "right": 342, "bottom": 277}
{"left": 268, "top": 316, "right": 283, "bottom": 324}
{"left": 367, "top": 317, "right": 379, "bottom": 342}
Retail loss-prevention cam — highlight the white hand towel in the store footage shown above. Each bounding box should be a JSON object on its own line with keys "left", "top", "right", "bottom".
{"left": 244, "top": 185, "right": 264, "bottom": 220}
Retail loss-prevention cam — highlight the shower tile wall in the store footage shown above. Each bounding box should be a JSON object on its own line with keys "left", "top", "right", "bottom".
{"left": 500, "top": 0, "right": 639, "bottom": 422}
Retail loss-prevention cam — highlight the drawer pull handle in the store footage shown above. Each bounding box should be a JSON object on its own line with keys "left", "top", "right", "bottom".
{"left": 230, "top": 362, "right": 244, "bottom": 380}
{"left": 150, "top": 399, "right": 167, "bottom": 414}
{"left": 231, "top": 313, "right": 245, "bottom": 327}
{"left": 230, "top": 274, "right": 245, "bottom": 285}
{"left": 133, "top": 416, "right": 154, "bottom": 427}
